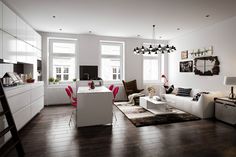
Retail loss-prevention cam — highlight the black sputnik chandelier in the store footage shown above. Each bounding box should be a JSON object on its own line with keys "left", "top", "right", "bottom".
{"left": 133, "top": 25, "right": 176, "bottom": 55}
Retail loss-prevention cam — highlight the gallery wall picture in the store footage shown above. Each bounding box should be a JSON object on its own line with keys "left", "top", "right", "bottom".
{"left": 181, "top": 50, "right": 188, "bottom": 59}
{"left": 180, "top": 61, "right": 193, "bottom": 72}
{"left": 190, "top": 46, "right": 213, "bottom": 58}
{"left": 194, "top": 56, "right": 220, "bottom": 76}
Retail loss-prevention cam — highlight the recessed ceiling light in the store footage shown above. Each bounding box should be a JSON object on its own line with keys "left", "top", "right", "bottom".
{"left": 177, "top": 28, "right": 180, "bottom": 30}
{"left": 52, "top": 16, "right": 56, "bottom": 18}
{"left": 205, "top": 14, "right": 210, "bottom": 18}
{"left": 137, "top": 35, "right": 140, "bottom": 37}
{"left": 89, "top": 31, "right": 92, "bottom": 34}
{"left": 59, "top": 28, "right": 62, "bottom": 31}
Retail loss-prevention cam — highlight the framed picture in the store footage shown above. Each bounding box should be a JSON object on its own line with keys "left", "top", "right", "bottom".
{"left": 181, "top": 50, "right": 188, "bottom": 59}
{"left": 180, "top": 61, "right": 193, "bottom": 72}
{"left": 194, "top": 56, "right": 220, "bottom": 76}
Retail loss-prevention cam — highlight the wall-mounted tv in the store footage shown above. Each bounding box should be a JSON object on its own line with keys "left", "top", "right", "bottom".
{"left": 80, "top": 65, "right": 98, "bottom": 80}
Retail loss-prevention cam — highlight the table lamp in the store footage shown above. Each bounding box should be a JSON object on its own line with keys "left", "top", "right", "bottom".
{"left": 224, "top": 76, "right": 236, "bottom": 99}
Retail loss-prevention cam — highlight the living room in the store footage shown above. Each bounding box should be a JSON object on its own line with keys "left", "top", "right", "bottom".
{"left": 0, "top": 0, "right": 236, "bottom": 157}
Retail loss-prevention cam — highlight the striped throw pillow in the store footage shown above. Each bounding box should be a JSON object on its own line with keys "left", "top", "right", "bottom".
{"left": 176, "top": 88, "right": 192, "bottom": 96}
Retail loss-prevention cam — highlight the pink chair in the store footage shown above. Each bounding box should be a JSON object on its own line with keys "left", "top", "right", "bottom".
{"left": 112, "top": 86, "right": 119, "bottom": 122}
{"left": 65, "top": 88, "right": 77, "bottom": 125}
{"left": 68, "top": 85, "right": 77, "bottom": 101}
{"left": 109, "top": 84, "right": 114, "bottom": 91}
{"left": 68, "top": 85, "right": 73, "bottom": 94}
{"left": 113, "top": 86, "right": 119, "bottom": 101}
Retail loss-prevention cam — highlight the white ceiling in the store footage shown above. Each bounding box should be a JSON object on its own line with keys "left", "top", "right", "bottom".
{"left": 4, "top": 0, "right": 236, "bottom": 40}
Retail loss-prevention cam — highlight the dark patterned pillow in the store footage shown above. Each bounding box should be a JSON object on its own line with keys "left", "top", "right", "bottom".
{"left": 192, "top": 92, "right": 210, "bottom": 101}
{"left": 166, "top": 85, "right": 174, "bottom": 94}
{"left": 176, "top": 88, "right": 192, "bottom": 96}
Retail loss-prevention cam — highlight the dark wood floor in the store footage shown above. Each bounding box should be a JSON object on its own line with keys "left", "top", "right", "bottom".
{"left": 5, "top": 105, "right": 236, "bottom": 157}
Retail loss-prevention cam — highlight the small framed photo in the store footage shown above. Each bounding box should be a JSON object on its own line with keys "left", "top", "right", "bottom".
{"left": 180, "top": 61, "right": 193, "bottom": 72}
{"left": 181, "top": 50, "right": 188, "bottom": 59}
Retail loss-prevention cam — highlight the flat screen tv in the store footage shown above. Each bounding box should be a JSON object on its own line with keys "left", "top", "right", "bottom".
{"left": 80, "top": 65, "right": 98, "bottom": 80}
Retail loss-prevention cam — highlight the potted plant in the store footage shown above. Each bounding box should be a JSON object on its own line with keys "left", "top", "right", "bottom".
{"left": 48, "top": 77, "right": 54, "bottom": 85}
{"left": 54, "top": 78, "right": 60, "bottom": 84}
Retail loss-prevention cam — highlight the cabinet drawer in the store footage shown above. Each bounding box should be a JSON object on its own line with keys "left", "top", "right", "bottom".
{"left": 8, "top": 90, "right": 31, "bottom": 113}
{"left": 215, "top": 102, "right": 236, "bottom": 125}
{"left": 31, "top": 86, "right": 44, "bottom": 102}
{"left": 13, "top": 104, "right": 31, "bottom": 130}
{"left": 31, "top": 96, "right": 44, "bottom": 118}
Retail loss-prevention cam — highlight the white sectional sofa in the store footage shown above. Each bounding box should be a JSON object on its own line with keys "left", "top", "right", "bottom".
{"left": 162, "top": 88, "right": 223, "bottom": 119}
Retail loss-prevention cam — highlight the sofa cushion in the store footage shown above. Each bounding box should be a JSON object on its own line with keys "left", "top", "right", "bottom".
{"left": 176, "top": 88, "right": 192, "bottom": 96}
{"left": 192, "top": 92, "right": 210, "bottom": 101}
{"left": 166, "top": 85, "right": 174, "bottom": 94}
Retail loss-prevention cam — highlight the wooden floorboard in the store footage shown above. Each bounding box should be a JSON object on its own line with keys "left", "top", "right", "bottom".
{"left": 4, "top": 105, "right": 236, "bottom": 157}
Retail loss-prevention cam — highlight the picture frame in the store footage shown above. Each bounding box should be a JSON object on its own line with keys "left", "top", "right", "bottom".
{"left": 180, "top": 61, "right": 193, "bottom": 72}
{"left": 194, "top": 56, "right": 220, "bottom": 76}
{"left": 181, "top": 50, "right": 188, "bottom": 59}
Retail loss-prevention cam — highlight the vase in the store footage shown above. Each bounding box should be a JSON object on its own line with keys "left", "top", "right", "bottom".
{"left": 149, "top": 92, "right": 154, "bottom": 98}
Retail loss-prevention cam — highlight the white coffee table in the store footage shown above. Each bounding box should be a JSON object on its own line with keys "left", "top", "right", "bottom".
{"left": 140, "top": 96, "right": 173, "bottom": 115}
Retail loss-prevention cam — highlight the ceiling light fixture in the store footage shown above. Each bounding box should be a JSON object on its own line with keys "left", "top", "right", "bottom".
{"left": 205, "top": 14, "right": 210, "bottom": 18}
{"left": 133, "top": 25, "right": 176, "bottom": 55}
{"left": 59, "top": 28, "right": 62, "bottom": 31}
{"left": 52, "top": 16, "right": 56, "bottom": 18}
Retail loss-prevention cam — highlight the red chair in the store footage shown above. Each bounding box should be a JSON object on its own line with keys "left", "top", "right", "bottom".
{"left": 68, "top": 85, "right": 77, "bottom": 101}
{"left": 68, "top": 85, "right": 73, "bottom": 94}
{"left": 65, "top": 88, "right": 77, "bottom": 125}
{"left": 113, "top": 86, "right": 119, "bottom": 101}
{"left": 109, "top": 84, "right": 114, "bottom": 91}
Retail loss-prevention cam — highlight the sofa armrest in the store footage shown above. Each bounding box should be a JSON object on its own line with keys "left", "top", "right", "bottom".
{"left": 197, "top": 92, "right": 224, "bottom": 118}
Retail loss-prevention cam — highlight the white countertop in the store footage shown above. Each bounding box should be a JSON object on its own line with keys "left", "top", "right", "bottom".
{"left": 4, "top": 81, "right": 44, "bottom": 91}
{"left": 77, "top": 86, "right": 111, "bottom": 94}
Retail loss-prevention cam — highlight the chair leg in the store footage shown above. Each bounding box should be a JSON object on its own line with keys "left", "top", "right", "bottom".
{"left": 69, "top": 110, "right": 73, "bottom": 126}
{"left": 113, "top": 111, "right": 117, "bottom": 122}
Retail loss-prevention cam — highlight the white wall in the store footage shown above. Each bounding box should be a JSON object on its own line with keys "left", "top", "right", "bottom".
{"left": 0, "top": 64, "right": 13, "bottom": 77}
{"left": 41, "top": 32, "right": 168, "bottom": 104}
{"left": 169, "top": 16, "right": 236, "bottom": 93}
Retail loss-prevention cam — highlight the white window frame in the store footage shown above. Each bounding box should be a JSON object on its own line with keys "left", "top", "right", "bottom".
{"left": 49, "top": 38, "right": 77, "bottom": 83}
{"left": 142, "top": 43, "right": 162, "bottom": 84}
{"left": 100, "top": 41, "right": 124, "bottom": 84}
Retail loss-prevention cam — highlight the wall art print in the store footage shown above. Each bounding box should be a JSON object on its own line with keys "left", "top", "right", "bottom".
{"left": 180, "top": 61, "right": 193, "bottom": 72}
{"left": 181, "top": 50, "right": 188, "bottom": 59}
{"left": 194, "top": 56, "right": 220, "bottom": 76}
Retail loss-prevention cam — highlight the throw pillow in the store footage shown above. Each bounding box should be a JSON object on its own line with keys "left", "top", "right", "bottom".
{"left": 166, "top": 85, "right": 174, "bottom": 94}
{"left": 192, "top": 92, "right": 210, "bottom": 101}
{"left": 176, "top": 88, "right": 192, "bottom": 96}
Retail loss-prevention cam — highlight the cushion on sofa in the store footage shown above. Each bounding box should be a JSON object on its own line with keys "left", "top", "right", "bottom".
{"left": 192, "top": 92, "right": 210, "bottom": 101}
{"left": 176, "top": 88, "right": 192, "bottom": 96}
{"left": 166, "top": 85, "right": 174, "bottom": 94}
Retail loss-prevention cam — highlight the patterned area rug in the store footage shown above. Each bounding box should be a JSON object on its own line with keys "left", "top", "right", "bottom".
{"left": 114, "top": 102, "right": 200, "bottom": 127}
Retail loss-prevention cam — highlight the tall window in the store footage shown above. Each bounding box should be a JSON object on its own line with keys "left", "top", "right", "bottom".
{"left": 143, "top": 44, "right": 160, "bottom": 83}
{"left": 49, "top": 39, "right": 77, "bottom": 82}
{"left": 100, "top": 41, "right": 124, "bottom": 82}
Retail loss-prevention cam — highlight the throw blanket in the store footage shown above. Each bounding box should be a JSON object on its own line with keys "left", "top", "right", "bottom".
{"left": 128, "top": 93, "right": 145, "bottom": 104}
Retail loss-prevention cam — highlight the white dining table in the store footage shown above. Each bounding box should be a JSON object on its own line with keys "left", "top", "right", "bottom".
{"left": 76, "top": 86, "right": 113, "bottom": 127}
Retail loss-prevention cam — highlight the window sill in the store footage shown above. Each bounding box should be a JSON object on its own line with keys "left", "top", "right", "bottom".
{"left": 47, "top": 82, "right": 76, "bottom": 88}
{"left": 143, "top": 81, "right": 163, "bottom": 85}
{"left": 103, "top": 80, "right": 123, "bottom": 86}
